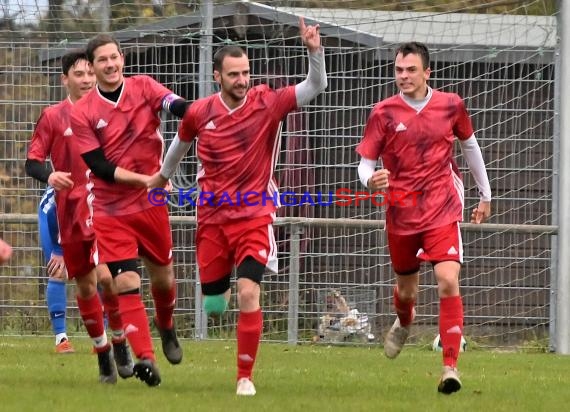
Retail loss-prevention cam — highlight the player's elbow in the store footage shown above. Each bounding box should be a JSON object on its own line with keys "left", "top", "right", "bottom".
{"left": 25, "top": 158, "right": 51, "bottom": 183}
{"left": 81, "top": 149, "right": 117, "bottom": 183}
{"left": 311, "top": 73, "right": 327, "bottom": 94}
{"left": 319, "top": 75, "right": 328, "bottom": 93}
{"left": 24, "top": 158, "right": 36, "bottom": 178}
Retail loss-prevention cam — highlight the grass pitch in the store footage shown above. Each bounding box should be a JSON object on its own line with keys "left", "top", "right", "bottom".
{"left": 0, "top": 337, "right": 569, "bottom": 412}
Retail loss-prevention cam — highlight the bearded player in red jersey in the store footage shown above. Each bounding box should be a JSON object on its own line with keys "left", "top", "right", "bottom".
{"left": 26, "top": 49, "right": 133, "bottom": 383}
{"left": 357, "top": 42, "right": 492, "bottom": 394}
{"left": 146, "top": 17, "right": 327, "bottom": 395}
{"left": 71, "top": 34, "right": 191, "bottom": 387}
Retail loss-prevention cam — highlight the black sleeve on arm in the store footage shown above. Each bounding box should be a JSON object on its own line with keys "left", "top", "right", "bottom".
{"left": 81, "top": 148, "right": 117, "bottom": 183}
{"left": 168, "top": 98, "right": 190, "bottom": 119}
{"left": 25, "top": 159, "right": 52, "bottom": 183}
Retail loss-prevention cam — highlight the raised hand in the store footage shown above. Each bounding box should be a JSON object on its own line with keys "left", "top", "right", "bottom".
{"left": 299, "top": 17, "right": 321, "bottom": 53}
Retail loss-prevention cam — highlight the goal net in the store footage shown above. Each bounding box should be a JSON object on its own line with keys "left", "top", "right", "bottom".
{"left": 0, "top": 0, "right": 557, "bottom": 349}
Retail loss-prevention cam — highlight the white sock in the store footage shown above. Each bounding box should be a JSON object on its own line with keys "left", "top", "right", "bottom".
{"left": 55, "top": 333, "right": 68, "bottom": 345}
{"left": 112, "top": 329, "right": 125, "bottom": 342}
{"left": 93, "top": 333, "right": 108, "bottom": 349}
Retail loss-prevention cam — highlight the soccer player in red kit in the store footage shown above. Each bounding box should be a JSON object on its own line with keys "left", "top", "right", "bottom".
{"left": 26, "top": 49, "right": 133, "bottom": 383}
{"left": 146, "top": 17, "right": 327, "bottom": 395}
{"left": 357, "top": 42, "right": 492, "bottom": 394}
{"left": 71, "top": 34, "right": 190, "bottom": 387}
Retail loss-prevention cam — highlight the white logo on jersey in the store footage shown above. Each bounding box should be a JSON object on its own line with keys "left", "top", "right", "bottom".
{"left": 205, "top": 120, "right": 216, "bottom": 130}
{"left": 64, "top": 127, "right": 73, "bottom": 136}
{"left": 447, "top": 246, "right": 458, "bottom": 255}
{"left": 258, "top": 249, "right": 267, "bottom": 259}
{"left": 96, "top": 119, "right": 108, "bottom": 129}
{"left": 395, "top": 122, "right": 407, "bottom": 132}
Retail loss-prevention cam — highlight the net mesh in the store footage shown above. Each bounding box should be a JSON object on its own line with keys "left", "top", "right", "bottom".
{"left": 0, "top": 0, "right": 557, "bottom": 348}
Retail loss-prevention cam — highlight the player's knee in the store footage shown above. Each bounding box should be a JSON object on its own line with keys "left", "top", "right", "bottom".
{"left": 202, "top": 276, "right": 231, "bottom": 316}
{"left": 236, "top": 256, "right": 264, "bottom": 284}
{"left": 436, "top": 276, "right": 458, "bottom": 297}
{"left": 98, "top": 272, "right": 113, "bottom": 290}
{"left": 236, "top": 284, "right": 259, "bottom": 308}
{"left": 236, "top": 257, "right": 264, "bottom": 308}
{"left": 395, "top": 284, "right": 418, "bottom": 303}
{"left": 433, "top": 261, "right": 460, "bottom": 296}
{"left": 75, "top": 281, "right": 97, "bottom": 299}
{"left": 107, "top": 259, "right": 140, "bottom": 278}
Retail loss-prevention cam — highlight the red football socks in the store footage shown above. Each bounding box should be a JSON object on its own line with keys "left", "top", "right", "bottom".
{"left": 100, "top": 290, "right": 124, "bottom": 337}
{"left": 118, "top": 293, "right": 155, "bottom": 361}
{"left": 151, "top": 283, "right": 176, "bottom": 330}
{"left": 439, "top": 295, "right": 464, "bottom": 368}
{"left": 76, "top": 293, "right": 106, "bottom": 348}
{"left": 237, "top": 308, "right": 263, "bottom": 380}
{"left": 394, "top": 287, "right": 415, "bottom": 327}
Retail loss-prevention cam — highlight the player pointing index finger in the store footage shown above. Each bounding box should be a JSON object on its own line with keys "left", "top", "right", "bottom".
{"left": 299, "top": 16, "right": 321, "bottom": 51}
{"left": 146, "top": 16, "right": 328, "bottom": 396}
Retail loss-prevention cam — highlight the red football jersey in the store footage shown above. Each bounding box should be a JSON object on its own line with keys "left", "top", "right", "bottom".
{"left": 71, "top": 75, "right": 173, "bottom": 216}
{"left": 178, "top": 84, "right": 297, "bottom": 223}
{"left": 356, "top": 90, "right": 474, "bottom": 235}
{"left": 27, "top": 97, "right": 94, "bottom": 244}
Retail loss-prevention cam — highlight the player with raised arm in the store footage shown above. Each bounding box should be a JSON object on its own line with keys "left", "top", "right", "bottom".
{"left": 26, "top": 49, "right": 133, "bottom": 383}
{"left": 70, "top": 33, "right": 190, "bottom": 387}
{"left": 146, "top": 17, "right": 327, "bottom": 395}
{"left": 357, "top": 42, "right": 491, "bottom": 394}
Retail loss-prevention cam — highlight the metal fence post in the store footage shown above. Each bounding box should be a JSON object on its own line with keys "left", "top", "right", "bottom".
{"left": 287, "top": 223, "right": 303, "bottom": 345}
{"left": 193, "top": 0, "right": 214, "bottom": 342}
{"left": 556, "top": 0, "right": 570, "bottom": 354}
{"left": 194, "top": 264, "right": 208, "bottom": 340}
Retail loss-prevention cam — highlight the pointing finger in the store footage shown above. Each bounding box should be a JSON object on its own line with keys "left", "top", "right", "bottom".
{"left": 299, "top": 16, "right": 306, "bottom": 33}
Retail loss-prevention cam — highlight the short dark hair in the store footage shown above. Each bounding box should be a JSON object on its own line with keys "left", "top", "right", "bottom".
{"left": 213, "top": 45, "right": 247, "bottom": 72}
{"left": 86, "top": 33, "right": 122, "bottom": 63}
{"left": 61, "top": 49, "right": 88, "bottom": 75}
{"left": 395, "top": 42, "right": 430, "bottom": 70}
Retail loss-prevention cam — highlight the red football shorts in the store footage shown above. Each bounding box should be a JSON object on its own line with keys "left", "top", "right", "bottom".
{"left": 196, "top": 214, "right": 277, "bottom": 284}
{"left": 93, "top": 206, "right": 173, "bottom": 266}
{"left": 61, "top": 239, "right": 95, "bottom": 279}
{"left": 387, "top": 221, "right": 463, "bottom": 275}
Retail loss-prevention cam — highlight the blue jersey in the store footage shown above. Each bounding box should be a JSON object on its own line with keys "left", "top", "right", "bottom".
{"left": 38, "top": 186, "right": 63, "bottom": 261}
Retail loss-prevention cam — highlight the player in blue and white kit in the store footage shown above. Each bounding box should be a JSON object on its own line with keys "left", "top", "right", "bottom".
{"left": 38, "top": 186, "right": 74, "bottom": 353}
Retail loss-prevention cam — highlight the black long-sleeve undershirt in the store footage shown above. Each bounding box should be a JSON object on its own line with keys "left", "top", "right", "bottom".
{"left": 81, "top": 148, "right": 117, "bottom": 183}
{"left": 25, "top": 159, "right": 52, "bottom": 183}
